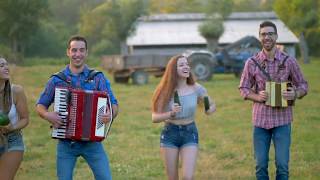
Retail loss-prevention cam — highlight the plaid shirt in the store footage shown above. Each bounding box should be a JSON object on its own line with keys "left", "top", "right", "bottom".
{"left": 239, "top": 49, "right": 308, "bottom": 129}
{"left": 37, "top": 65, "right": 118, "bottom": 108}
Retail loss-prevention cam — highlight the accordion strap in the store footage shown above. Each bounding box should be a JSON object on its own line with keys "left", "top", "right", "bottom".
{"left": 251, "top": 58, "right": 271, "bottom": 81}
{"left": 51, "top": 71, "right": 71, "bottom": 84}
{"left": 86, "top": 69, "right": 102, "bottom": 82}
{"left": 51, "top": 69, "right": 102, "bottom": 85}
{"left": 250, "top": 55, "right": 289, "bottom": 82}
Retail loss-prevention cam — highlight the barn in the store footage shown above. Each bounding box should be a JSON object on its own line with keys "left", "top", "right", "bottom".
{"left": 126, "top": 11, "right": 299, "bottom": 57}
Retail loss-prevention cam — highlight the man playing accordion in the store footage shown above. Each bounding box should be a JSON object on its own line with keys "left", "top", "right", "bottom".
{"left": 239, "top": 21, "right": 308, "bottom": 180}
{"left": 36, "top": 35, "right": 118, "bottom": 180}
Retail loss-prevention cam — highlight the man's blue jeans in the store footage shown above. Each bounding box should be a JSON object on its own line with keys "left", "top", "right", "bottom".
{"left": 253, "top": 124, "right": 291, "bottom": 180}
{"left": 57, "top": 140, "right": 111, "bottom": 180}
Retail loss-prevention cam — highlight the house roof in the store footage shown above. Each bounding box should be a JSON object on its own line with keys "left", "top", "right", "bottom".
{"left": 126, "top": 12, "right": 299, "bottom": 46}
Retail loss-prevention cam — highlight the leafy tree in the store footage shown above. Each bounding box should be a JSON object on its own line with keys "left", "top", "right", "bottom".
{"left": 233, "top": 0, "right": 274, "bottom": 12}
{"left": 274, "top": 0, "right": 319, "bottom": 59}
{"left": 48, "top": 0, "right": 104, "bottom": 35}
{"left": 79, "top": 0, "right": 147, "bottom": 55}
{"left": 148, "top": 0, "right": 205, "bottom": 13}
{"left": 22, "top": 0, "right": 105, "bottom": 58}
{"left": 198, "top": 15, "right": 224, "bottom": 52}
{"left": 198, "top": 0, "right": 233, "bottom": 51}
{"left": 204, "top": 0, "right": 233, "bottom": 18}
{"left": 25, "top": 20, "right": 69, "bottom": 58}
{"left": 0, "top": 0, "right": 48, "bottom": 61}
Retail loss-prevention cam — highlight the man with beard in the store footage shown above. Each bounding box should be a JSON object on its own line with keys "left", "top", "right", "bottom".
{"left": 239, "top": 21, "right": 308, "bottom": 180}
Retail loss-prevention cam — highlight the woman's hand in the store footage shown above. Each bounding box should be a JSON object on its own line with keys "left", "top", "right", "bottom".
{"left": 204, "top": 96, "right": 216, "bottom": 115}
{"left": 152, "top": 103, "right": 182, "bottom": 123}
{"left": 170, "top": 103, "right": 182, "bottom": 118}
{"left": 0, "top": 123, "right": 14, "bottom": 134}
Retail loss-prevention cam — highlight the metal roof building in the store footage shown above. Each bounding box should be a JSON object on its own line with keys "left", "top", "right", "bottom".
{"left": 126, "top": 12, "right": 299, "bottom": 57}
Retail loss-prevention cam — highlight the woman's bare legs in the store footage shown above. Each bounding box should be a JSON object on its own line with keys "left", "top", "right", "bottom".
{"left": 161, "top": 147, "right": 179, "bottom": 180}
{"left": 180, "top": 146, "right": 198, "bottom": 180}
{"left": 0, "top": 151, "right": 23, "bottom": 180}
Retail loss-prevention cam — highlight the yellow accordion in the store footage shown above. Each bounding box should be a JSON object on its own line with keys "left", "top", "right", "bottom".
{"left": 265, "top": 81, "right": 294, "bottom": 107}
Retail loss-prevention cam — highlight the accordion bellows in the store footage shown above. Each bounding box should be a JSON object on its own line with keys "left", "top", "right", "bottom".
{"left": 265, "top": 81, "right": 294, "bottom": 107}
{"left": 53, "top": 87, "right": 112, "bottom": 141}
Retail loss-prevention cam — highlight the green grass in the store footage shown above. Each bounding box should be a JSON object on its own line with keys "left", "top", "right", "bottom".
{"left": 11, "top": 58, "right": 320, "bottom": 180}
{"left": 18, "top": 56, "right": 101, "bottom": 67}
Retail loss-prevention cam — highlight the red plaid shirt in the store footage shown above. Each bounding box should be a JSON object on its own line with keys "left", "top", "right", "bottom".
{"left": 239, "top": 49, "right": 308, "bottom": 129}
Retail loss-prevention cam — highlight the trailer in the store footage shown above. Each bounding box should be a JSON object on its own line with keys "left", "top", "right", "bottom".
{"left": 101, "top": 36, "right": 261, "bottom": 85}
{"left": 101, "top": 53, "right": 174, "bottom": 85}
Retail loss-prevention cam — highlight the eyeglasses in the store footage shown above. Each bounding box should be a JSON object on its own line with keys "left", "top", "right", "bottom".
{"left": 260, "top": 32, "right": 276, "bottom": 38}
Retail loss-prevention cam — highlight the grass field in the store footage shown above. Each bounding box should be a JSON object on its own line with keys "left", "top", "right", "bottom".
{"left": 11, "top": 58, "right": 320, "bottom": 180}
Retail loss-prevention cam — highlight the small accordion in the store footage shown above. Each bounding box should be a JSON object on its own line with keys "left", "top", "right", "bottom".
{"left": 52, "top": 87, "right": 113, "bottom": 141}
{"left": 265, "top": 81, "right": 294, "bottom": 107}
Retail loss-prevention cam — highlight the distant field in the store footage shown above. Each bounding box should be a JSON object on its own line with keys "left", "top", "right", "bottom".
{"left": 11, "top": 58, "right": 320, "bottom": 180}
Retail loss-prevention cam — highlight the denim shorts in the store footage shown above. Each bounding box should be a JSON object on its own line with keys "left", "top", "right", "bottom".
{"left": 0, "top": 131, "right": 25, "bottom": 156}
{"left": 160, "top": 121, "right": 198, "bottom": 148}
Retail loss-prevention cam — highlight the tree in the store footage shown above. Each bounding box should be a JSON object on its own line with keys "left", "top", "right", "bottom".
{"left": 106, "top": 0, "right": 147, "bottom": 54}
{"left": 79, "top": 0, "right": 146, "bottom": 55}
{"left": 274, "top": 0, "right": 319, "bottom": 61}
{"left": 204, "top": 0, "right": 233, "bottom": 18}
{"left": 198, "top": 0, "right": 233, "bottom": 52}
{"left": 233, "top": 0, "right": 274, "bottom": 12}
{"left": 25, "top": 20, "right": 69, "bottom": 58}
{"left": 23, "top": 0, "right": 106, "bottom": 58}
{"left": 148, "top": 0, "right": 205, "bottom": 13}
{"left": 0, "top": 0, "right": 48, "bottom": 61}
{"left": 198, "top": 15, "right": 224, "bottom": 52}
{"left": 48, "top": 0, "right": 104, "bottom": 36}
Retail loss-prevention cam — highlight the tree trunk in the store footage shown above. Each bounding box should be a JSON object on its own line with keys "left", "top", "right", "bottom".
{"left": 11, "top": 37, "right": 19, "bottom": 62}
{"left": 9, "top": 37, "right": 24, "bottom": 63}
{"left": 120, "top": 41, "right": 129, "bottom": 55}
{"left": 206, "top": 38, "right": 218, "bottom": 52}
{"left": 299, "top": 32, "right": 309, "bottom": 64}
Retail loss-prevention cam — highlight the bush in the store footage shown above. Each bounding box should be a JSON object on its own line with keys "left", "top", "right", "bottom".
{"left": 0, "top": 44, "right": 23, "bottom": 64}
{"left": 22, "top": 56, "right": 101, "bottom": 67}
{"left": 198, "top": 15, "right": 224, "bottom": 39}
{"left": 305, "top": 28, "right": 320, "bottom": 57}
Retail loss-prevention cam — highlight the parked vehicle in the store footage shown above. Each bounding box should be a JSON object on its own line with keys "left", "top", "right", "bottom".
{"left": 186, "top": 35, "right": 261, "bottom": 80}
{"left": 101, "top": 53, "right": 173, "bottom": 85}
{"left": 101, "top": 36, "right": 261, "bottom": 84}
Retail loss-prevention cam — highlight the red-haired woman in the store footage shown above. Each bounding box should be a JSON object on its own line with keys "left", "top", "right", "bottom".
{"left": 152, "top": 55, "right": 216, "bottom": 180}
{"left": 0, "top": 57, "right": 29, "bottom": 180}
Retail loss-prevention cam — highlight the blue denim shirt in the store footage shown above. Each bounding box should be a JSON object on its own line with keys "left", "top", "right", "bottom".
{"left": 37, "top": 65, "right": 118, "bottom": 108}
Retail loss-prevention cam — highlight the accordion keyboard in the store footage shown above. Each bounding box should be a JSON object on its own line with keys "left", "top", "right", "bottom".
{"left": 52, "top": 87, "right": 69, "bottom": 139}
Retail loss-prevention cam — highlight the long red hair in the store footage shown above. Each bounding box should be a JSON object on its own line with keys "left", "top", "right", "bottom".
{"left": 152, "top": 55, "right": 195, "bottom": 112}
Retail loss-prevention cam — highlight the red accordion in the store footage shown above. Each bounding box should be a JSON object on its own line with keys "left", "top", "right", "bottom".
{"left": 52, "top": 87, "right": 113, "bottom": 141}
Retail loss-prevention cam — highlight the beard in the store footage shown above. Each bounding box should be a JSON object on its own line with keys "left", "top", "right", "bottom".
{"left": 261, "top": 40, "right": 276, "bottom": 52}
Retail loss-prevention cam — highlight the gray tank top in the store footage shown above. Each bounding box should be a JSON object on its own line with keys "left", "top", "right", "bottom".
{"left": 166, "top": 84, "right": 207, "bottom": 121}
